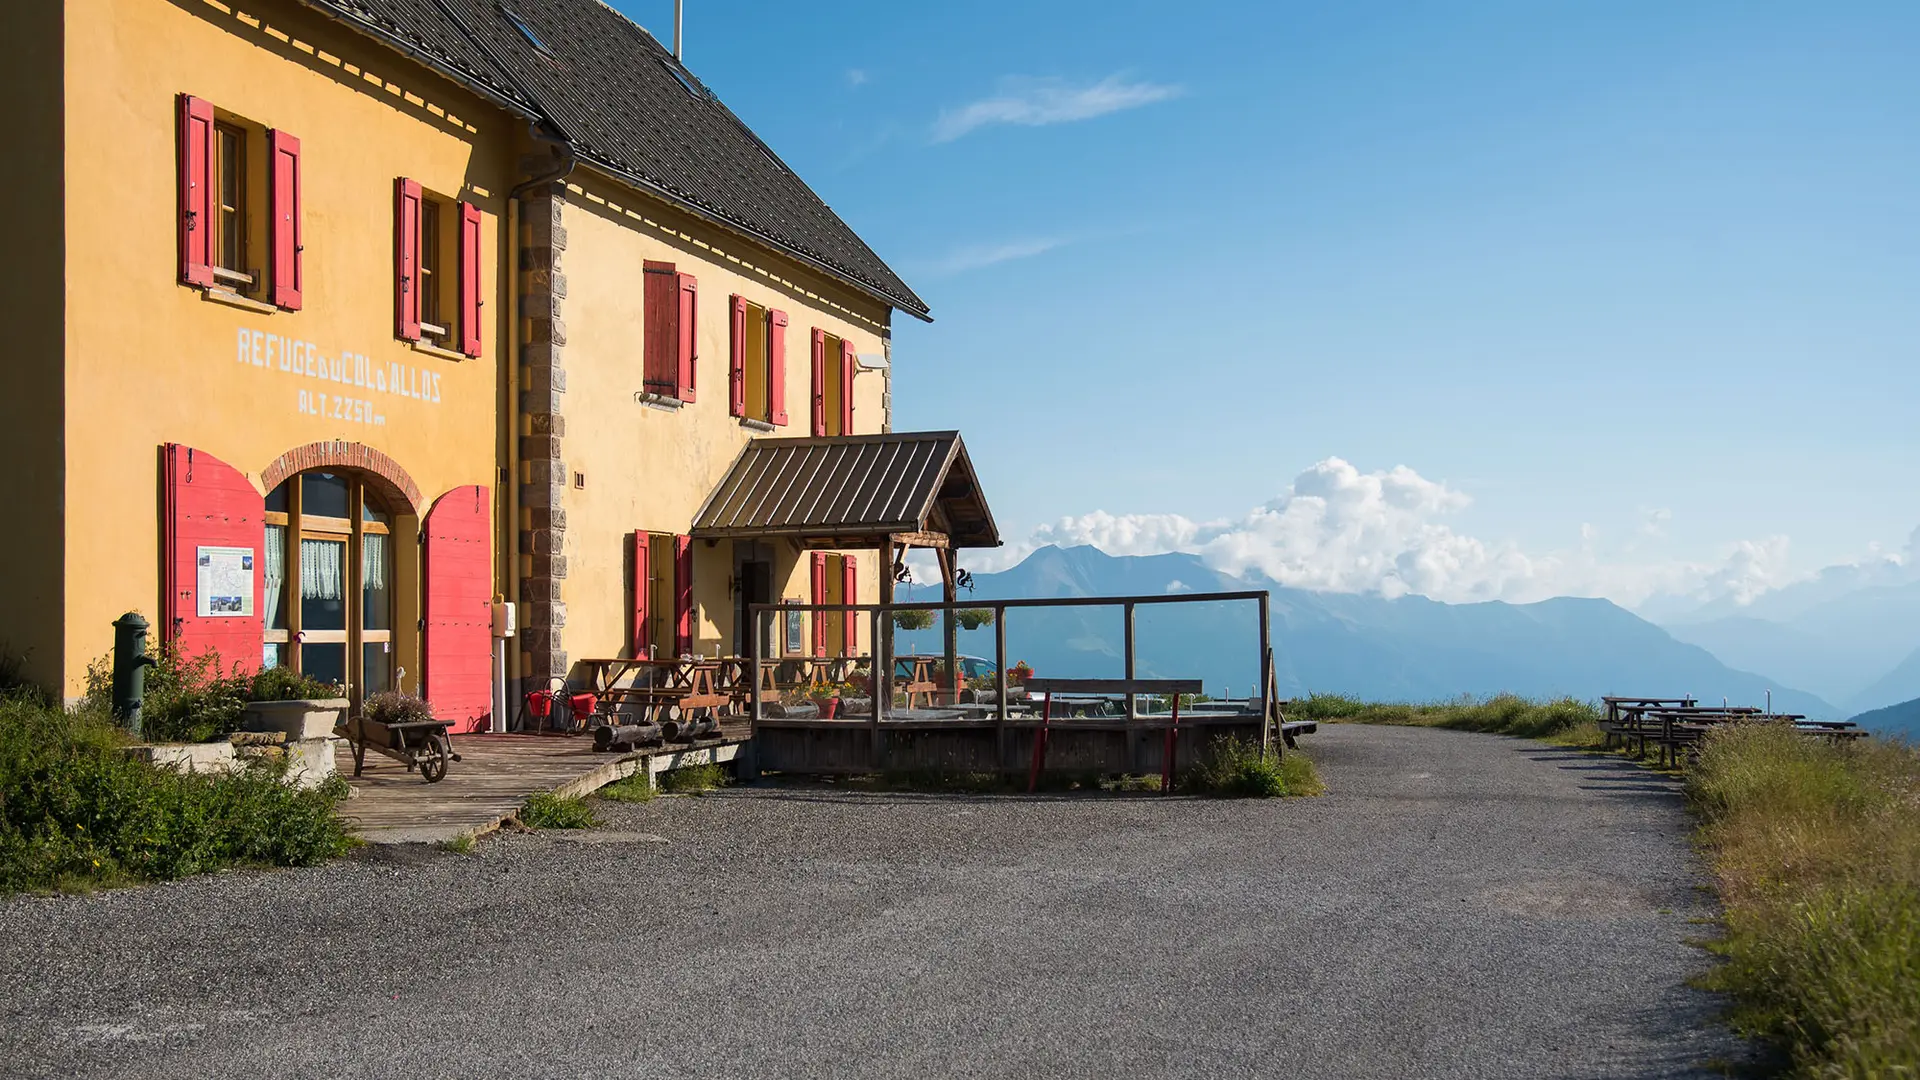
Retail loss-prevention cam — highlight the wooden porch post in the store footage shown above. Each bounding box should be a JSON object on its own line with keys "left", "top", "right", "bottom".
{"left": 938, "top": 547, "right": 959, "bottom": 706}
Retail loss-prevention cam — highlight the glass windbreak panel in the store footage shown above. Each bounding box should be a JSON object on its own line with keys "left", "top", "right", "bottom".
{"left": 302, "top": 642, "right": 346, "bottom": 687}
{"left": 362, "top": 642, "right": 393, "bottom": 693}
{"left": 264, "top": 523, "right": 289, "bottom": 631}
{"left": 265, "top": 481, "right": 290, "bottom": 513}
{"left": 301, "top": 472, "right": 351, "bottom": 519}
{"left": 300, "top": 538, "right": 347, "bottom": 631}
{"left": 362, "top": 533, "right": 391, "bottom": 631}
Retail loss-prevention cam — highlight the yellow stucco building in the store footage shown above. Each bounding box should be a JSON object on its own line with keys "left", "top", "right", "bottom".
{"left": 2, "top": 0, "right": 996, "bottom": 722}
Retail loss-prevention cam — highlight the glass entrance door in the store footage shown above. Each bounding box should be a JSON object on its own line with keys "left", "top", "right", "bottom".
{"left": 263, "top": 471, "right": 398, "bottom": 701}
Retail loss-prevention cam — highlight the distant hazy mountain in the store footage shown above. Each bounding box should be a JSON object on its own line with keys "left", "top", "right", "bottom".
{"left": 1849, "top": 695, "right": 1920, "bottom": 741}
{"left": 1662, "top": 579, "right": 1920, "bottom": 709}
{"left": 1848, "top": 647, "right": 1920, "bottom": 716}
{"left": 900, "top": 545, "right": 1836, "bottom": 716}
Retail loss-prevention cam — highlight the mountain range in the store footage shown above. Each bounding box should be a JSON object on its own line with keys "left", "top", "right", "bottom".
{"left": 897, "top": 545, "right": 1838, "bottom": 719}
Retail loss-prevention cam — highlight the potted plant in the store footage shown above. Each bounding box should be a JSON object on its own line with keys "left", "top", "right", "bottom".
{"left": 808, "top": 681, "right": 849, "bottom": 719}
{"left": 1009, "top": 661, "right": 1034, "bottom": 685}
{"left": 240, "top": 665, "right": 349, "bottom": 742}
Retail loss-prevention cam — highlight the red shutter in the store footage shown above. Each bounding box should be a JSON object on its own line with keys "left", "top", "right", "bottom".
{"left": 395, "top": 178, "right": 423, "bottom": 341}
{"left": 810, "top": 551, "right": 828, "bottom": 657}
{"left": 267, "top": 130, "right": 302, "bottom": 309}
{"left": 459, "top": 200, "right": 483, "bottom": 357}
{"left": 728, "top": 294, "right": 747, "bottom": 418}
{"left": 161, "top": 444, "right": 264, "bottom": 668}
{"left": 810, "top": 328, "right": 827, "bottom": 436}
{"left": 630, "top": 531, "right": 651, "bottom": 657}
{"left": 842, "top": 556, "right": 858, "bottom": 656}
{"left": 643, "top": 260, "right": 676, "bottom": 396}
{"left": 840, "top": 339, "right": 857, "bottom": 435}
{"left": 177, "top": 96, "right": 215, "bottom": 287}
{"left": 423, "top": 485, "right": 492, "bottom": 729}
{"left": 769, "top": 310, "right": 789, "bottom": 426}
{"left": 677, "top": 273, "right": 698, "bottom": 402}
{"left": 673, "top": 534, "right": 694, "bottom": 656}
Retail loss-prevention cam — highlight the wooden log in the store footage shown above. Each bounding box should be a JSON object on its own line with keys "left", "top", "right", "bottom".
{"left": 594, "top": 723, "right": 664, "bottom": 751}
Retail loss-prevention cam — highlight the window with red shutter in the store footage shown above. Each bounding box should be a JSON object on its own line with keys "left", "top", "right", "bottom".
{"left": 395, "top": 178, "right": 423, "bottom": 341}
{"left": 268, "top": 129, "right": 302, "bottom": 310}
{"left": 459, "top": 201, "right": 483, "bottom": 357}
{"left": 728, "top": 295, "right": 747, "bottom": 418}
{"left": 769, "top": 310, "right": 789, "bottom": 426}
{"left": 178, "top": 96, "right": 216, "bottom": 287}
{"left": 673, "top": 535, "right": 695, "bottom": 656}
{"left": 810, "top": 552, "right": 829, "bottom": 657}
{"left": 643, "top": 260, "right": 677, "bottom": 397}
{"left": 841, "top": 556, "right": 858, "bottom": 655}
{"left": 840, "top": 338, "right": 857, "bottom": 435}
{"left": 631, "top": 531, "right": 651, "bottom": 657}
{"left": 676, "top": 272, "right": 698, "bottom": 402}
{"left": 810, "top": 328, "right": 827, "bottom": 436}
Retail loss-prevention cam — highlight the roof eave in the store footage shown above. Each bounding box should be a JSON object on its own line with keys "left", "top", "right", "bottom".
{"left": 293, "top": 1, "right": 545, "bottom": 123}
{"left": 575, "top": 156, "right": 932, "bottom": 323}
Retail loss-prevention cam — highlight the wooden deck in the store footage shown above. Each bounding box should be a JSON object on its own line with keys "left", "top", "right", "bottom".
{"left": 337, "top": 724, "right": 750, "bottom": 845}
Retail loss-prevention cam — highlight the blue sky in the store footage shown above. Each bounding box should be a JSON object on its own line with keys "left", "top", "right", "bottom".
{"left": 616, "top": 0, "right": 1920, "bottom": 608}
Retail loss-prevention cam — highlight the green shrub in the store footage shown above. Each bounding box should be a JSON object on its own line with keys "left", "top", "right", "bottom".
{"left": 1183, "top": 737, "right": 1323, "bottom": 798}
{"left": 520, "top": 792, "right": 597, "bottom": 829}
{"left": 596, "top": 773, "right": 656, "bottom": 803}
{"left": 1689, "top": 725, "right": 1920, "bottom": 1075}
{"left": 658, "top": 763, "right": 727, "bottom": 794}
{"left": 0, "top": 695, "right": 351, "bottom": 893}
{"left": 247, "top": 665, "right": 344, "bottom": 702}
{"left": 954, "top": 608, "right": 996, "bottom": 631}
{"left": 891, "top": 609, "right": 936, "bottom": 631}
{"left": 1302, "top": 693, "right": 1602, "bottom": 745}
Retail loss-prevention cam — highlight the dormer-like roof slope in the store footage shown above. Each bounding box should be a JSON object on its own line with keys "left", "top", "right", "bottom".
{"left": 305, "top": 0, "right": 930, "bottom": 319}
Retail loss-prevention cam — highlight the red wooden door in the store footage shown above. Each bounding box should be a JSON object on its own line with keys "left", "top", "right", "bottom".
{"left": 161, "top": 444, "right": 265, "bottom": 670}
{"left": 423, "top": 485, "right": 492, "bottom": 729}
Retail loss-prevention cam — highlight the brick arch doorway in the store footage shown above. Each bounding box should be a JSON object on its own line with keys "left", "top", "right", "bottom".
{"left": 259, "top": 442, "right": 425, "bottom": 702}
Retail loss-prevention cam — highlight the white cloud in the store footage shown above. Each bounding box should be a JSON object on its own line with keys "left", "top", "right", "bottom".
{"left": 931, "top": 74, "right": 1183, "bottom": 143}
{"left": 921, "top": 237, "right": 1063, "bottom": 276}
{"left": 962, "top": 457, "right": 1802, "bottom": 607}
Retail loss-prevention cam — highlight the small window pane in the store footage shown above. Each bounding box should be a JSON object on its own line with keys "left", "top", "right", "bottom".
{"left": 263, "top": 643, "right": 285, "bottom": 670}
{"left": 302, "top": 642, "right": 346, "bottom": 687}
{"left": 264, "top": 523, "right": 288, "bottom": 631}
{"left": 362, "top": 490, "right": 392, "bottom": 524}
{"left": 362, "top": 642, "right": 393, "bottom": 694}
{"left": 300, "top": 538, "right": 347, "bottom": 630}
{"left": 301, "top": 472, "right": 350, "bottom": 518}
{"left": 362, "top": 533, "right": 391, "bottom": 631}
{"left": 265, "top": 481, "right": 290, "bottom": 513}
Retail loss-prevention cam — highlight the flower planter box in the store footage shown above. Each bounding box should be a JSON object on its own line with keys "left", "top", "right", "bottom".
{"left": 242, "top": 697, "right": 350, "bottom": 741}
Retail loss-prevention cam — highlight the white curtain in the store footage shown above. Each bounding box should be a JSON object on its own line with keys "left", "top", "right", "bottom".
{"left": 263, "top": 524, "right": 286, "bottom": 629}
{"left": 362, "top": 533, "right": 387, "bottom": 591}
{"left": 301, "top": 538, "right": 344, "bottom": 601}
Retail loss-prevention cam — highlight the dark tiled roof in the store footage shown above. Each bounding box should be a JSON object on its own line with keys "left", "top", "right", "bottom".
{"left": 306, "top": 0, "right": 928, "bottom": 318}
{"left": 692, "top": 433, "right": 999, "bottom": 549}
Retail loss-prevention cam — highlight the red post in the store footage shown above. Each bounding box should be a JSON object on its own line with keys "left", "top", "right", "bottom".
{"left": 1163, "top": 694, "right": 1181, "bottom": 794}
{"left": 1027, "top": 691, "right": 1053, "bottom": 794}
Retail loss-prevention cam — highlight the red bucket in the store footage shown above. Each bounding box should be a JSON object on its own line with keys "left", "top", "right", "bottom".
{"left": 569, "top": 692, "right": 599, "bottom": 719}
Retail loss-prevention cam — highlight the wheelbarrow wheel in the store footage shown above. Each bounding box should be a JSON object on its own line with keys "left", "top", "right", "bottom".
{"left": 420, "top": 736, "right": 451, "bottom": 783}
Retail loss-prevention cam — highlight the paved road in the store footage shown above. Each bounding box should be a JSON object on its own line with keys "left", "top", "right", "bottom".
{"left": 0, "top": 724, "right": 1739, "bottom": 1079}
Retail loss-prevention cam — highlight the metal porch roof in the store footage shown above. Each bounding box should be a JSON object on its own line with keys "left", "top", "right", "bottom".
{"left": 691, "top": 432, "right": 999, "bottom": 549}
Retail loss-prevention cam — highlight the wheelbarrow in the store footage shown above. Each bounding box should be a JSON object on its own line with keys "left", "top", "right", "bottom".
{"left": 338, "top": 715, "right": 462, "bottom": 782}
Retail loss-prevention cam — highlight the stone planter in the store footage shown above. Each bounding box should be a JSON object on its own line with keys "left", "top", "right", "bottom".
{"left": 241, "top": 697, "right": 349, "bottom": 788}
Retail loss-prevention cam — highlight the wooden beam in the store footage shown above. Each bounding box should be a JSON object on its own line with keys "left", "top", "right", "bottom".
{"left": 888, "top": 530, "right": 949, "bottom": 550}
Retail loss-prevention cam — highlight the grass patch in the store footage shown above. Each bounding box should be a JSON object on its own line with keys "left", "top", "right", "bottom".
{"left": 438, "top": 834, "right": 475, "bottom": 855}
{"left": 519, "top": 792, "right": 597, "bottom": 829}
{"left": 1182, "top": 737, "right": 1324, "bottom": 798}
{"left": 1, "top": 692, "right": 353, "bottom": 894}
{"left": 595, "top": 773, "right": 657, "bottom": 803}
{"left": 657, "top": 763, "right": 727, "bottom": 795}
{"left": 1687, "top": 724, "right": 1920, "bottom": 1076}
{"left": 1295, "top": 692, "right": 1604, "bottom": 746}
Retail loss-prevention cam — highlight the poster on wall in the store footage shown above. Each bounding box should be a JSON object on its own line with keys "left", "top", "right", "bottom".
{"left": 196, "top": 546, "right": 255, "bottom": 617}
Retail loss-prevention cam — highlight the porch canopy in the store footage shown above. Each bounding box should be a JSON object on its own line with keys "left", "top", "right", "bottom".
{"left": 693, "top": 432, "right": 999, "bottom": 691}
{"left": 691, "top": 431, "right": 999, "bottom": 566}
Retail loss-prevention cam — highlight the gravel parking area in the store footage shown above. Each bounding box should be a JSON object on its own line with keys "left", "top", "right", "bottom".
{"left": 0, "top": 724, "right": 1738, "bottom": 1079}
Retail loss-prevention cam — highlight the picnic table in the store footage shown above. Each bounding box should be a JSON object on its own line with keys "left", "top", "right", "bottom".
{"left": 1603, "top": 699, "right": 1862, "bottom": 766}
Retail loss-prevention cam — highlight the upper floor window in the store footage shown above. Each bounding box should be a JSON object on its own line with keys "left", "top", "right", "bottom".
{"left": 178, "top": 94, "right": 302, "bottom": 309}
{"left": 395, "top": 179, "right": 483, "bottom": 357}
{"left": 644, "top": 260, "right": 698, "bottom": 403}
{"left": 811, "top": 329, "right": 855, "bottom": 436}
{"left": 729, "top": 295, "right": 788, "bottom": 427}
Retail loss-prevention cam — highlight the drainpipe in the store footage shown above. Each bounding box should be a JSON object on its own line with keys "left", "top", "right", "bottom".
{"left": 505, "top": 130, "right": 576, "bottom": 716}
{"left": 674, "top": 0, "right": 684, "bottom": 60}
